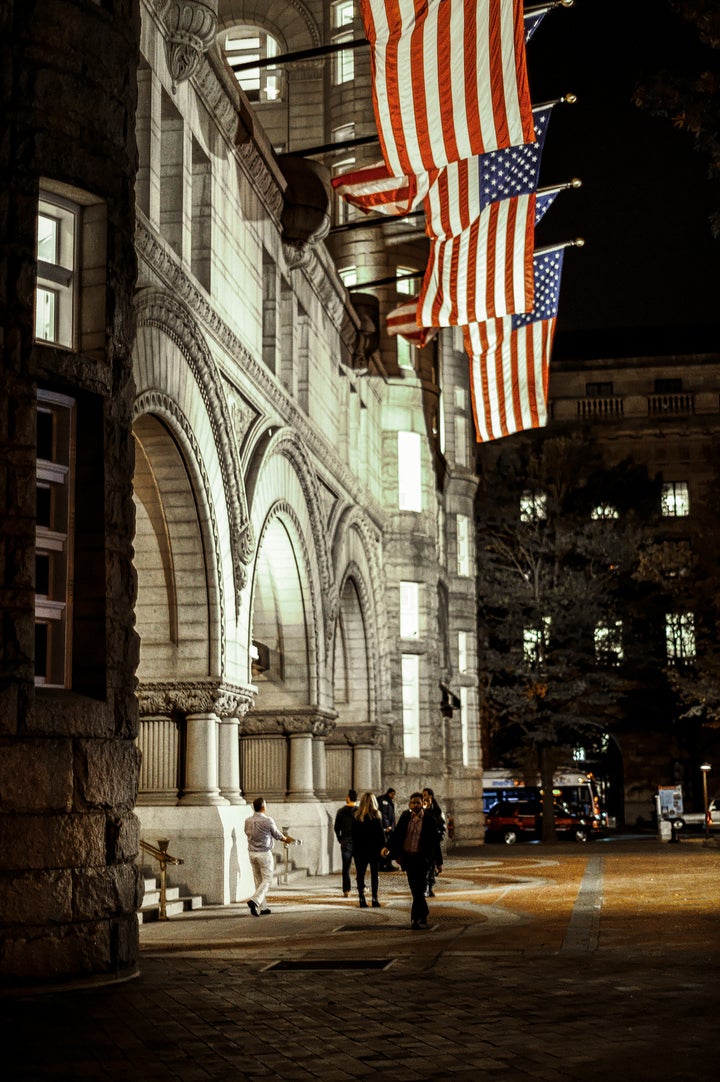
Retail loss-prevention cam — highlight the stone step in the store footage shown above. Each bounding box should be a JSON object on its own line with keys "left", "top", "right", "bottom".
{"left": 139, "top": 894, "right": 204, "bottom": 924}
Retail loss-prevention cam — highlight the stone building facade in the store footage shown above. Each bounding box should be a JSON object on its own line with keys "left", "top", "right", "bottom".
{"left": 1, "top": 0, "right": 483, "bottom": 987}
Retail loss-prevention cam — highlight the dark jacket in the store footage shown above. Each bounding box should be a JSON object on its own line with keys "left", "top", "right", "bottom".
{"left": 351, "top": 814, "right": 385, "bottom": 860}
{"left": 387, "top": 809, "right": 443, "bottom": 869}
{"left": 378, "top": 792, "right": 396, "bottom": 831}
{"left": 334, "top": 804, "right": 355, "bottom": 845}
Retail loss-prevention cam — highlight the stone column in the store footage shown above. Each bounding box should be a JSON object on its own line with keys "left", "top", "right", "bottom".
{"left": 136, "top": 716, "right": 179, "bottom": 805}
{"left": 353, "top": 743, "right": 375, "bottom": 794}
{"left": 218, "top": 717, "right": 243, "bottom": 805}
{"left": 181, "top": 712, "right": 227, "bottom": 806}
{"left": 312, "top": 734, "right": 328, "bottom": 800}
{"left": 287, "top": 732, "right": 315, "bottom": 801}
{"left": 239, "top": 732, "right": 287, "bottom": 800}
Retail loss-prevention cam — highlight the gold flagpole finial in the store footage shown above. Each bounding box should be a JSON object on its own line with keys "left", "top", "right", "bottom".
{"left": 573, "top": 237, "right": 586, "bottom": 248}
{"left": 563, "top": 93, "right": 577, "bottom": 105}
{"left": 570, "top": 177, "right": 582, "bottom": 189}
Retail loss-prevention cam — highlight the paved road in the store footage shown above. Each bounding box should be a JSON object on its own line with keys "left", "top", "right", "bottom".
{"left": 2, "top": 837, "right": 719, "bottom": 1081}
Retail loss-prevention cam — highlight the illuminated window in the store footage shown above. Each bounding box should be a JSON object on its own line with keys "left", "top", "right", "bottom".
{"left": 332, "top": 156, "right": 355, "bottom": 224}
{"left": 35, "top": 391, "right": 75, "bottom": 687}
{"left": 222, "top": 27, "right": 283, "bottom": 102}
{"left": 523, "top": 617, "right": 550, "bottom": 665}
{"left": 520, "top": 491, "right": 546, "bottom": 523}
{"left": 397, "top": 337, "right": 415, "bottom": 371}
{"left": 455, "top": 414, "right": 468, "bottom": 467}
{"left": 591, "top": 504, "right": 619, "bottom": 520}
{"left": 339, "top": 265, "right": 357, "bottom": 287}
{"left": 456, "top": 514, "right": 471, "bottom": 577}
{"left": 332, "top": 1, "right": 355, "bottom": 84}
{"left": 460, "top": 686, "right": 470, "bottom": 766}
{"left": 666, "top": 612, "right": 696, "bottom": 662}
{"left": 401, "top": 654, "right": 420, "bottom": 757}
{"left": 398, "top": 431, "right": 422, "bottom": 511}
{"left": 458, "top": 631, "right": 468, "bottom": 674}
{"left": 400, "top": 582, "right": 420, "bottom": 639}
{"left": 35, "top": 198, "right": 78, "bottom": 349}
{"left": 396, "top": 266, "right": 418, "bottom": 296}
{"left": 661, "top": 481, "right": 689, "bottom": 518}
{"left": 595, "top": 620, "right": 623, "bottom": 665}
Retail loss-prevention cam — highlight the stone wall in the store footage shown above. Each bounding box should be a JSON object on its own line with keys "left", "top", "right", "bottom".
{"left": 0, "top": 0, "right": 142, "bottom": 988}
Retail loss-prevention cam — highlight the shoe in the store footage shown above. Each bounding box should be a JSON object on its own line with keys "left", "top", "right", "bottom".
{"left": 260, "top": 908, "right": 271, "bottom": 915}
{"left": 343, "top": 891, "right": 349, "bottom": 898}
{"left": 247, "top": 900, "right": 259, "bottom": 917}
{"left": 372, "top": 898, "right": 380, "bottom": 908}
{"left": 425, "top": 889, "right": 435, "bottom": 897}
{"left": 411, "top": 919, "right": 428, "bottom": 930}
{"left": 359, "top": 897, "right": 368, "bottom": 908}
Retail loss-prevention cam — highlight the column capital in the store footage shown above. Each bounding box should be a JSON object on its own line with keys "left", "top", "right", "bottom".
{"left": 137, "top": 680, "right": 257, "bottom": 719}
{"left": 242, "top": 707, "right": 337, "bottom": 738}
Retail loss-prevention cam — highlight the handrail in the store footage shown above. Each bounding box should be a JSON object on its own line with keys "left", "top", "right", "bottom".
{"left": 139, "top": 838, "right": 184, "bottom": 921}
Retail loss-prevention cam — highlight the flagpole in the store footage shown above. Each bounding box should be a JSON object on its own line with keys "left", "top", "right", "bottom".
{"left": 535, "top": 238, "right": 585, "bottom": 256}
{"left": 347, "top": 271, "right": 425, "bottom": 292}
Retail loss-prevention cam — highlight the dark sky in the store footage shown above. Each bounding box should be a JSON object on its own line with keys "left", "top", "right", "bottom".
{"left": 528, "top": 0, "right": 719, "bottom": 359}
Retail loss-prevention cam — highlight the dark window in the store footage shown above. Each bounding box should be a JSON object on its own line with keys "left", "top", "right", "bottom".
{"left": 654, "top": 378, "right": 682, "bottom": 394}
{"left": 585, "top": 382, "right": 614, "bottom": 397}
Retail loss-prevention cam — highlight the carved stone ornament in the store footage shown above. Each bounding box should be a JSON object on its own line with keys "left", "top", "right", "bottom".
{"left": 327, "top": 724, "right": 387, "bottom": 749}
{"left": 157, "top": 0, "right": 219, "bottom": 91}
{"left": 137, "top": 679, "right": 256, "bottom": 718}
{"left": 243, "top": 708, "right": 337, "bottom": 738}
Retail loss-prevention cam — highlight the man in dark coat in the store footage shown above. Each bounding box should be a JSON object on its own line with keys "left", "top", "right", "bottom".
{"left": 378, "top": 787, "right": 396, "bottom": 871}
{"left": 384, "top": 791, "right": 443, "bottom": 929}
{"left": 333, "top": 789, "right": 357, "bottom": 896}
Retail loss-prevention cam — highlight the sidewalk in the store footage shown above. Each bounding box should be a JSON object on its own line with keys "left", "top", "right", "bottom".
{"left": 2, "top": 837, "right": 719, "bottom": 1081}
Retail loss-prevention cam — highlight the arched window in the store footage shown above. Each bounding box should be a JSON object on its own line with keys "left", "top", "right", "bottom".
{"left": 221, "top": 26, "right": 283, "bottom": 103}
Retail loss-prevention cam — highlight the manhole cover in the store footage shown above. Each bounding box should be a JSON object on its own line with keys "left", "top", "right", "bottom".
{"left": 262, "top": 958, "right": 395, "bottom": 971}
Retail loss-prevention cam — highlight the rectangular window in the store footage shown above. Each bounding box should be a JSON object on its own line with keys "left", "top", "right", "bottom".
{"left": 595, "top": 621, "right": 624, "bottom": 665}
{"left": 661, "top": 481, "right": 690, "bottom": 517}
{"left": 655, "top": 378, "right": 682, "bottom": 394}
{"left": 460, "top": 686, "right": 470, "bottom": 767}
{"left": 399, "top": 582, "right": 420, "bottom": 639}
{"left": 35, "top": 390, "right": 76, "bottom": 687}
{"left": 455, "top": 414, "right": 468, "bottom": 467}
{"left": 35, "top": 198, "right": 78, "bottom": 349}
{"left": 458, "top": 631, "right": 468, "bottom": 674}
{"left": 397, "top": 337, "right": 415, "bottom": 371}
{"left": 339, "top": 265, "right": 357, "bottom": 287}
{"left": 401, "top": 654, "right": 420, "bottom": 758}
{"left": 666, "top": 612, "right": 696, "bottom": 662}
{"left": 456, "top": 514, "right": 471, "bottom": 577}
{"left": 523, "top": 617, "right": 550, "bottom": 665}
{"left": 398, "top": 431, "right": 422, "bottom": 512}
{"left": 520, "top": 491, "right": 546, "bottom": 523}
{"left": 331, "top": 2, "right": 355, "bottom": 84}
{"left": 586, "top": 381, "right": 614, "bottom": 397}
{"left": 396, "top": 266, "right": 418, "bottom": 296}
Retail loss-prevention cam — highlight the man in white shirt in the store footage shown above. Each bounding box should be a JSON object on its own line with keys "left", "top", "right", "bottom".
{"left": 244, "top": 797, "right": 295, "bottom": 916}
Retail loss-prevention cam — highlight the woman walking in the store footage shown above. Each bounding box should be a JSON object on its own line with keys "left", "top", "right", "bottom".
{"left": 351, "top": 792, "right": 385, "bottom": 908}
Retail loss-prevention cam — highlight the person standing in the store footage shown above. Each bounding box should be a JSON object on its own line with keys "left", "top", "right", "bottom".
{"left": 334, "top": 789, "right": 357, "bottom": 897}
{"left": 378, "top": 787, "right": 397, "bottom": 871}
{"left": 243, "top": 797, "right": 295, "bottom": 916}
{"left": 351, "top": 792, "right": 386, "bottom": 908}
{"left": 422, "top": 787, "right": 447, "bottom": 897}
{"left": 384, "top": 791, "right": 443, "bottom": 930}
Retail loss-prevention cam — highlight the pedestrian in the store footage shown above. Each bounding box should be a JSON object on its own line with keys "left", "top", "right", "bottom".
{"left": 384, "top": 791, "right": 443, "bottom": 930}
{"left": 351, "top": 792, "right": 385, "bottom": 908}
{"left": 243, "top": 796, "right": 295, "bottom": 916}
{"left": 378, "top": 787, "right": 397, "bottom": 871}
{"left": 422, "top": 786, "right": 447, "bottom": 897}
{"left": 334, "top": 789, "right": 357, "bottom": 897}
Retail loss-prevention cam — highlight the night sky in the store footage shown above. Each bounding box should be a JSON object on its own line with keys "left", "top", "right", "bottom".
{"left": 528, "top": 0, "right": 719, "bottom": 359}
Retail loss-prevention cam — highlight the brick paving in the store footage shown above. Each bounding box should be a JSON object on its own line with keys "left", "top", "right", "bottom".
{"left": 2, "top": 837, "right": 719, "bottom": 1081}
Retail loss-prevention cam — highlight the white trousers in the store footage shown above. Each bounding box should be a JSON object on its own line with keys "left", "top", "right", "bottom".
{"left": 249, "top": 849, "right": 275, "bottom": 908}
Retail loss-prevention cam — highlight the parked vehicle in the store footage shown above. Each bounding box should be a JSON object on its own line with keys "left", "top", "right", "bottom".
{"left": 667, "top": 796, "right": 720, "bottom": 832}
{"left": 484, "top": 799, "right": 595, "bottom": 845}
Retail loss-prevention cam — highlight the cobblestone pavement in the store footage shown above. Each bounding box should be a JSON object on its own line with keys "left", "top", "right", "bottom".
{"left": 2, "top": 837, "right": 720, "bottom": 1081}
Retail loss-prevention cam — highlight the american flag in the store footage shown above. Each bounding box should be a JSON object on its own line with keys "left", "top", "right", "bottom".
{"left": 464, "top": 247, "right": 565, "bottom": 442}
{"left": 386, "top": 301, "right": 439, "bottom": 347}
{"left": 416, "top": 191, "right": 536, "bottom": 326}
{"left": 424, "top": 104, "right": 553, "bottom": 238}
{"left": 360, "top": 0, "right": 535, "bottom": 176}
{"left": 331, "top": 160, "right": 437, "bottom": 216}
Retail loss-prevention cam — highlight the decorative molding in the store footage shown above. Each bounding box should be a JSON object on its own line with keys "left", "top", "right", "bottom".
{"left": 137, "top": 679, "right": 256, "bottom": 718}
{"left": 236, "top": 142, "right": 285, "bottom": 222}
{"left": 244, "top": 707, "right": 337, "bottom": 738}
{"left": 327, "top": 724, "right": 387, "bottom": 748}
{"left": 134, "top": 217, "right": 383, "bottom": 530}
{"left": 156, "top": 0, "right": 218, "bottom": 91}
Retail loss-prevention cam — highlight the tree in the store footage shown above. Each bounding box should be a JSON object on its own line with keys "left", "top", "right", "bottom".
{"left": 633, "top": 1, "right": 720, "bottom": 238}
{"left": 476, "top": 427, "right": 663, "bottom": 841}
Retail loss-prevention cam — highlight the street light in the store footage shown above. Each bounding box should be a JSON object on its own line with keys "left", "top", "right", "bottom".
{"left": 700, "top": 763, "right": 712, "bottom": 842}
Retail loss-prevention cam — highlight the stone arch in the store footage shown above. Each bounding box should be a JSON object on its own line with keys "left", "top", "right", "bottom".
{"left": 245, "top": 427, "right": 333, "bottom": 711}
{"left": 216, "top": 1, "right": 320, "bottom": 49}
{"left": 331, "top": 505, "right": 390, "bottom": 718}
{"left": 134, "top": 290, "right": 254, "bottom": 620}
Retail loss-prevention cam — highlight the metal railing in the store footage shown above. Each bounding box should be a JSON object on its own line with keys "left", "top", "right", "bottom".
{"left": 139, "top": 838, "right": 184, "bottom": 921}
